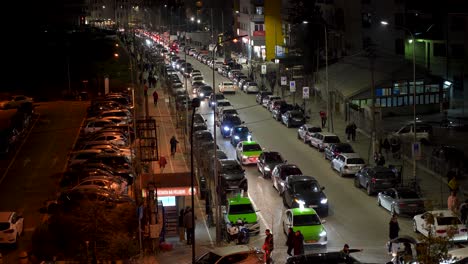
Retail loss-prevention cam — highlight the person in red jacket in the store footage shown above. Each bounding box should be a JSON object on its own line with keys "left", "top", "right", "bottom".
{"left": 319, "top": 111, "right": 327, "bottom": 128}
{"left": 152, "top": 90, "right": 159, "bottom": 107}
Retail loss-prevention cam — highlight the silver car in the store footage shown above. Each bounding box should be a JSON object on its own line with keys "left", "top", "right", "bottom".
{"left": 377, "top": 187, "right": 425, "bottom": 216}
{"left": 330, "top": 153, "right": 366, "bottom": 176}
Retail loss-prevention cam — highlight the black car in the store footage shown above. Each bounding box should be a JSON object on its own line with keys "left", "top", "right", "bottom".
{"left": 324, "top": 143, "right": 355, "bottom": 161}
{"left": 282, "top": 175, "right": 328, "bottom": 216}
{"left": 286, "top": 251, "right": 362, "bottom": 264}
{"left": 257, "top": 151, "right": 286, "bottom": 178}
{"left": 230, "top": 125, "right": 251, "bottom": 147}
{"left": 256, "top": 91, "right": 273, "bottom": 104}
{"left": 220, "top": 115, "right": 243, "bottom": 137}
{"left": 197, "top": 85, "right": 213, "bottom": 99}
{"left": 272, "top": 103, "right": 294, "bottom": 121}
{"left": 354, "top": 166, "right": 399, "bottom": 195}
{"left": 217, "top": 159, "right": 248, "bottom": 192}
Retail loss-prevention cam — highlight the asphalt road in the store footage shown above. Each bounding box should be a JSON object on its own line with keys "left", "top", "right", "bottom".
{"left": 0, "top": 101, "right": 88, "bottom": 262}
{"left": 179, "top": 54, "right": 416, "bottom": 263}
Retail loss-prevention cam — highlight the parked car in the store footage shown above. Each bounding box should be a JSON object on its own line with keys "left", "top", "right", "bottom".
{"left": 0, "top": 95, "right": 34, "bottom": 109}
{"left": 209, "top": 93, "right": 226, "bottom": 108}
{"left": 217, "top": 159, "right": 248, "bottom": 192}
{"left": 330, "top": 153, "right": 366, "bottom": 177}
{"left": 281, "top": 110, "right": 306, "bottom": 128}
{"left": 257, "top": 151, "right": 286, "bottom": 178}
{"left": 354, "top": 166, "right": 399, "bottom": 195}
{"left": 297, "top": 124, "right": 322, "bottom": 143}
{"left": 283, "top": 208, "right": 327, "bottom": 245}
{"left": 195, "top": 245, "right": 263, "bottom": 264}
{"left": 377, "top": 187, "right": 425, "bottom": 216}
{"left": 83, "top": 119, "right": 115, "bottom": 135}
{"left": 393, "top": 121, "right": 433, "bottom": 144}
{"left": 324, "top": 143, "right": 355, "bottom": 161}
{"left": 197, "top": 85, "right": 214, "bottom": 99}
{"left": 0, "top": 211, "right": 24, "bottom": 246}
{"left": 413, "top": 210, "right": 468, "bottom": 242}
{"left": 243, "top": 82, "right": 259, "bottom": 93}
{"left": 256, "top": 91, "right": 272, "bottom": 104}
{"left": 219, "top": 81, "right": 236, "bottom": 93}
{"left": 262, "top": 95, "right": 281, "bottom": 108}
{"left": 282, "top": 175, "right": 328, "bottom": 216}
{"left": 273, "top": 103, "right": 294, "bottom": 121}
{"left": 272, "top": 164, "right": 303, "bottom": 195}
{"left": 309, "top": 132, "right": 340, "bottom": 151}
{"left": 220, "top": 115, "right": 243, "bottom": 138}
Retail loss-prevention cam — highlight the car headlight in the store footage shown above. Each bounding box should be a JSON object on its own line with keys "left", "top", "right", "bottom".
{"left": 294, "top": 198, "right": 305, "bottom": 204}
{"left": 200, "top": 93, "right": 204, "bottom": 97}
{"left": 242, "top": 155, "right": 248, "bottom": 159}
{"left": 320, "top": 198, "right": 328, "bottom": 204}
{"left": 223, "top": 126, "right": 230, "bottom": 131}
{"left": 234, "top": 135, "right": 240, "bottom": 140}
{"left": 319, "top": 230, "right": 327, "bottom": 237}
{"left": 264, "top": 166, "right": 271, "bottom": 171}
{"left": 211, "top": 102, "right": 215, "bottom": 106}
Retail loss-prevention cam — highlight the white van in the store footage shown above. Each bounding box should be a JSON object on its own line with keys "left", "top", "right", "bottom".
{"left": 393, "top": 122, "right": 433, "bottom": 143}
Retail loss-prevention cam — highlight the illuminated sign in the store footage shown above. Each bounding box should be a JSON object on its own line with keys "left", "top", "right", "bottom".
{"left": 157, "top": 187, "right": 197, "bottom": 197}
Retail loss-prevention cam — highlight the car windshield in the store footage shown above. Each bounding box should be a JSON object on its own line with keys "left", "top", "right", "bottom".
{"left": 0, "top": 222, "right": 10, "bottom": 231}
{"left": 224, "top": 116, "right": 241, "bottom": 124}
{"left": 224, "top": 82, "right": 233, "bottom": 86}
{"left": 215, "top": 94, "right": 225, "bottom": 100}
{"left": 294, "top": 214, "right": 321, "bottom": 226}
{"left": 230, "top": 204, "right": 255, "bottom": 214}
{"left": 196, "top": 252, "right": 222, "bottom": 264}
{"left": 398, "top": 190, "right": 420, "bottom": 199}
{"left": 324, "top": 136, "right": 340, "bottom": 143}
{"left": 293, "top": 181, "right": 321, "bottom": 193}
{"left": 291, "top": 112, "right": 304, "bottom": 118}
{"left": 436, "top": 216, "right": 462, "bottom": 226}
{"left": 249, "top": 82, "right": 258, "bottom": 86}
{"left": 243, "top": 144, "right": 261, "bottom": 152}
{"left": 218, "top": 102, "right": 231, "bottom": 107}
{"left": 222, "top": 163, "right": 243, "bottom": 173}
{"left": 201, "top": 86, "right": 213, "bottom": 92}
{"left": 223, "top": 109, "right": 238, "bottom": 115}
{"left": 374, "top": 170, "right": 396, "bottom": 179}
{"left": 194, "top": 115, "right": 205, "bottom": 123}
{"left": 337, "top": 145, "right": 354, "bottom": 152}
{"left": 282, "top": 167, "right": 302, "bottom": 177}
{"left": 194, "top": 76, "right": 203, "bottom": 80}
{"left": 308, "top": 127, "right": 322, "bottom": 133}
{"left": 416, "top": 125, "right": 432, "bottom": 133}
{"left": 233, "top": 127, "right": 249, "bottom": 134}
{"left": 265, "top": 153, "right": 283, "bottom": 163}
{"left": 347, "top": 158, "right": 365, "bottom": 164}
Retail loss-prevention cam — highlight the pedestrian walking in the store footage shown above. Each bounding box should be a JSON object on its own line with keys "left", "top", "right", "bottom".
{"left": 183, "top": 207, "right": 194, "bottom": 245}
{"left": 319, "top": 111, "right": 327, "bottom": 128}
{"left": 459, "top": 199, "right": 468, "bottom": 225}
{"left": 159, "top": 156, "right": 167, "bottom": 173}
{"left": 377, "top": 154, "right": 386, "bottom": 166}
{"left": 178, "top": 208, "right": 185, "bottom": 242}
{"left": 170, "top": 136, "right": 179, "bottom": 156}
{"left": 262, "top": 229, "right": 274, "bottom": 264}
{"left": 345, "top": 124, "right": 351, "bottom": 141}
{"left": 286, "top": 227, "right": 295, "bottom": 256}
{"left": 448, "top": 190, "right": 460, "bottom": 212}
{"left": 390, "top": 137, "right": 401, "bottom": 159}
{"left": 388, "top": 214, "right": 400, "bottom": 254}
{"left": 144, "top": 83, "right": 148, "bottom": 96}
{"left": 349, "top": 122, "right": 357, "bottom": 141}
{"left": 293, "top": 230, "right": 304, "bottom": 256}
{"left": 152, "top": 90, "right": 159, "bottom": 107}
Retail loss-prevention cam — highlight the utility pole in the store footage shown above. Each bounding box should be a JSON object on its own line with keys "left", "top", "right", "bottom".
{"left": 366, "top": 41, "right": 377, "bottom": 159}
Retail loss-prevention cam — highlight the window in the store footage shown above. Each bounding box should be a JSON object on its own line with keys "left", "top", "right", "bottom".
{"left": 254, "top": 24, "right": 264, "bottom": 31}
{"left": 433, "top": 43, "right": 446, "bottom": 57}
{"left": 255, "top": 6, "right": 264, "bottom": 15}
{"left": 450, "top": 44, "right": 464, "bottom": 59}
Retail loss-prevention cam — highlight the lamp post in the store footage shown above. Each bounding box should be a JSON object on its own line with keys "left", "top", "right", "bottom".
{"left": 212, "top": 35, "right": 248, "bottom": 245}
{"left": 381, "top": 20, "right": 417, "bottom": 181}
{"left": 190, "top": 98, "right": 201, "bottom": 264}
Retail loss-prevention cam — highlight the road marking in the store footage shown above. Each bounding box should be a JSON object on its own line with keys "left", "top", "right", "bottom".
{"left": 248, "top": 192, "right": 270, "bottom": 231}
{"left": 0, "top": 113, "right": 41, "bottom": 186}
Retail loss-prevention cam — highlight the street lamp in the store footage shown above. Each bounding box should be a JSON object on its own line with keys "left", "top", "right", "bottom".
{"left": 381, "top": 20, "right": 417, "bottom": 181}
{"left": 190, "top": 97, "right": 201, "bottom": 264}
{"left": 212, "top": 34, "right": 248, "bottom": 245}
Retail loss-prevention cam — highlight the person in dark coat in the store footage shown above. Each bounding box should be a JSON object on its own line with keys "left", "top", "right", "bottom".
{"left": 178, "top": 209, "right": 185, "bottom": 242}
{"left": 349, "top": 122, "right": 357, "bottom": 141}
{"left": 382, "top": 138, "right": 391, "bottom": 159}
{"left": 293, "top": 230, "right": 304, "bottom": 256}
{"left": 183, "top": 207, "right": 194, "bottom": 245}
{"left": 388, "top": 214, "right": 400, "bottom": 253}
{"left": 170, "top": 136, "right": 179, "bottom": 156}
{"left": 286, "top": 228, "right": 295, "bottom": 256}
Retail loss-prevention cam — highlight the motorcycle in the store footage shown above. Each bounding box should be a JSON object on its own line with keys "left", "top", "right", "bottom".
{"left": 225, "top": 219, "right": 252, "bottom": 244}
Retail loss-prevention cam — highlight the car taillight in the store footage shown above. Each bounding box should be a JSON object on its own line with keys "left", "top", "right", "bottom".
{"left": 4, "top": 229, "right": 14, "bottom": 233}
{"left": 436, "top": 229, "right": 446, "bottom": 234}
{"left": 371, "top": 178, "right": 376, "bottom": 184}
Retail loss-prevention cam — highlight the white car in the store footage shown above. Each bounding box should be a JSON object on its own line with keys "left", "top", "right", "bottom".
{"left": 309, "top": 132, "right": 340, "bottom": 151}
{"left": 0, "top": 211, "right": 24, "bottom": 246}
{"left": 212, "top": 61, "right": 224, "bottom": 70}
{"left": 0, "top": 95, "right": 34, "bottom": 109}
{"left": 243, "top": 82, "right": 259, "bottom": 93}
{"left": 297, "top": 124, "right": 322, "bottom": 143}
{"left": 192, "top": 76, "right": 205, "bottom": 85}
{"left": 219, "top": 81, "right": 236, "bottom": 93}
{"left": 331, "top": 153, "right": 366, "bottom": 176}
{"left": 215, "top": 99, "right": 232, "bottom": 116}
{"left": 393, "top": 122, "right": 432, "bottom": 144}
{"left": 83, "top": 119, "right": 115, "bottom": 135}
{"left": 413, "top": 210, "right": 468, "bottom": 242}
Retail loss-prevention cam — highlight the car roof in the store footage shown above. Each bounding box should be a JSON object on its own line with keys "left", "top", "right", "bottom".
{"left": 317, "top": 132, "right": 338, "bottom": 137}
{"left": 341, "top": 153, "right": 362, "bottom": 159}
{"left": 217, "top": 99, "right": 230, "bottom": 103}
{"left": 425, "top": 210, "right": 455, "bottom": 217}
{"left": 229, "top": 195, "right": 252, "bottom": 205}
{"left": 219, "top": 159, "right": 239, "bottom": 166}
{"left": 290, "top": 208, "right": 318, "bottom": 216}
{"left": 0, "top": 212, "right": 13, "bottom": 222}
{"left": 240, "top": 140, "right": 259, "bottom": 145}
{"left": 288, "top": 175, "right": 317, "bottom": 183}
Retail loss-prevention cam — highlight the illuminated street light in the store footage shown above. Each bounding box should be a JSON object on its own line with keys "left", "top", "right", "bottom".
{"left": 197, "top": 19, "right": 200, "bottom": 24}
{"left": 302, "top": 21, "right": 308, "bottom": 24}
{"left": 114, "top": 53, "right": 119, "bottom": 58}
{"left": 191, "top": 17, "right": 195, "bottom": 22}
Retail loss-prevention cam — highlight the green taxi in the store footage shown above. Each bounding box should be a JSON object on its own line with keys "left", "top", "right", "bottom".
{"left": 224, "top": 195, "right": 260, "bottom": 234}
{"left": 282, "top": 208, "right": 327, "bottom": 245}
{"left": 235, "top": 141, "right": 263, "bottom": 165}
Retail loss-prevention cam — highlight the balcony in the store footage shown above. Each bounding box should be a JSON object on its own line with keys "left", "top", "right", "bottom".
{"left": 253, "top": 30, "right": 265, "bottom": 37}
{"left": 251, "top": 14, "right": 264, "bottom": 23}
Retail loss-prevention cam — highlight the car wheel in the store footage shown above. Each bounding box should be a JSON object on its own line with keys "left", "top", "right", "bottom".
{"left": 413, "top": 220, "right": 419, "bottom": 233}
{"left": 324, "top": 153, "right": 328, "bottom": 160}
{"left": 391, "top": 205, "right": 396, "bottom": 215}
{"left": 377, "top": 198, "right": 381, "bottom": 207}
{"left": 366, "top": 184, "right": 373, "bottom": 195}
{"left": 282, "top": 195, "right": 288, "bottom": 207}
{"left": 287, "top": 122, "right": 291, "bottom": 128}
{"left": 297, "top": 133, "right": 301, "bottom": 140}
{"left": 339, "top": 169, "right": 344, "bottom": 177}
{"left": 354, "top": 177, "right": 360, "bottom": 188}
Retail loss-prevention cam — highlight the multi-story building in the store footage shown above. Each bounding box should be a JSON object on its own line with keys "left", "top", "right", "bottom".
{"left": 86, "top": 0, "right": 146, "bottom": 28}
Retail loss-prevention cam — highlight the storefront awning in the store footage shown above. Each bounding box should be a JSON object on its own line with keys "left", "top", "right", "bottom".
{"left": 141, "top": 172, "right": 195, "bottom": 189}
